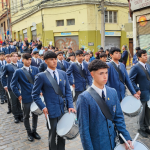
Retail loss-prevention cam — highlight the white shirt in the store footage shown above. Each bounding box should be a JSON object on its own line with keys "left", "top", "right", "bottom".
{"left": 33, "top": 57, "right": 38, "bottom": 64}
{"left": 91, "top": 84, "right": 107, "bottom": 100}
{"left": 47, "top": 67, "right": 59, "bottom": 84}
{"left": 0, "top": 47, "right": 2, "bottom": 51}
{"left": 0, "top": 60, "right": 5, "bottom": 65}
{"left": 58, "top": 59, "right": 64, "bottom": 65}
{"left": 23, "top": 66, "right": 30, "bottom": 72}
{"left": 11, "top": 62, "right": 18, "bottom": 67}
{"left": 139, "top": 61, "right": 147, "bottom": 70}
{"left": 77, "top": 61, "right": 84, "bottom": 70}
{"left": 112, "top": 60, "right": 120, "bottom": 67}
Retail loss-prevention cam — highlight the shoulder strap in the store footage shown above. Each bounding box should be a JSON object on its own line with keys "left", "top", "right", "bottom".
{"left": 87, "top": 87, "right": 113, "bottom": 121}
{"left": 57, "top": 62, "right": 66, "bottom": 71}
{"left": 21, "top": 68, "right": 34, "bottom": 84}
{"left": 75, "top": 63, "right": 85, "bottom": 78}
{"left": 11, "top": 64, "right": 18, "bottom": 71}
{"left": 138, "top": 63, "right": 150, "bottom": 81}
{"left": 110, "top": 61, "right": 124, "bottom": 84}
{"left": 44, "top": 70, "right": 64, "bottom": 98}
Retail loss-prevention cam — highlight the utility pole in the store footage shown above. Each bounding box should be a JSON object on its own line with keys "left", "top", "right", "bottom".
{"left": 101, "top": 0, "right": 105, "bottom": 50}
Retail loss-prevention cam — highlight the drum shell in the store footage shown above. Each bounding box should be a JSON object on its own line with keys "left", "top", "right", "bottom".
{"left": 32, "top": 108, "right": 43, "bottom": 116}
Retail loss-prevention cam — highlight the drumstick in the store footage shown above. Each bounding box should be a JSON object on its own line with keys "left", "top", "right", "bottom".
{"left": 47, "top": 114, "right": 51, "bottom": 130}
{"left": 119, "top": 133, "right": 132, "bottom": 150}
{"left": 7, "top": 90, "right": 11, "bottom": 99}
{"left": 132, "top": 133, "right": 139, "bottom": 145}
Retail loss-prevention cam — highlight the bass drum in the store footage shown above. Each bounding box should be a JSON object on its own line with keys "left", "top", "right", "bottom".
{"left": 114, "top": 141, "right": 149, "bottom": 150}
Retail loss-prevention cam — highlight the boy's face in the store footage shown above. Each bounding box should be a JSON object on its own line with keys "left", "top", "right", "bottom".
{"left": 5, "top": 57, "right": 11, "bottom": 63}
{"left": 139, "top": 53, "right": 147, "bottom": 63}
{"left": 57, "top": 54, "right": 63, "bottom": 61}
{"left": 84, "top": 54, "right": 90, "bottom": 61}
{"left": 18, "top": 56, "right": 21, "bottom": 60}
{"left": 45, "top": 58, "right": 57, "bottom": 69}
{"left": 100, "top": 57, "right": 107, "bottom": 62}
{"left": 91, "top": 68, "right": 108, "bottom": 86}
{"left": 22, "top": 58, "right": 32, "bottom": 67}
{"left": 110, "top": 51, "right": 121, "bottom": 60}
{"left": 11, "top": 54, "right": 18, "bottom": 63}
{"left": 41, "top": 56, "right": 44, "bottom": 60}
{"left": 70, "top": 56, "right": 75, "bottom": 62}
{"left": 76, "top": 54, "right": 83, "bottom": 62}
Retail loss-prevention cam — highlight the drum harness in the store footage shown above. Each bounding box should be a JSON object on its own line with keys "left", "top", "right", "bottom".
{"left": 87, "top": 87, "right": 120, "bottom": 150}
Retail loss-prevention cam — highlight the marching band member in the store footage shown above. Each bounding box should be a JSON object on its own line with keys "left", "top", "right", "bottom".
{"left": 39, "top": 61, "right": 47, "bottom": 72}
{"left": 0, "top": 52, "right": 7, "bottom": 104}
{"left": 129, "top": 50, "right": 150, "bottom": 138}
{"left": 66, "top": 50, "right": 92, "bottom": 102}
{"left": 2, "top": 52, "right": 23, "bottom": 123}
{"left": 68, "top": 52, "right": 76, "bottom": 64}
{"left": 56, "top": 51, "right": 70, "bottom": 71}
{"left": 107, "top": 47, "right": 140, "bottom": 101}
{"left": 32, "top": 51, "right": 76, "bottom": 150}
{"left": 77, "top": 59, "right": 133, "bottom": 150}
{"left": 10, "top": 53, "right": 41, "bottom": 142}
{"left": 31, "top": 51, "right": 42, "bottom": 68}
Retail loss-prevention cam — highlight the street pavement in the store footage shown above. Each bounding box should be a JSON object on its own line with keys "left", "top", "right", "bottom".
{"left": 0, "top": 97, "right": 150, "bottom": 150}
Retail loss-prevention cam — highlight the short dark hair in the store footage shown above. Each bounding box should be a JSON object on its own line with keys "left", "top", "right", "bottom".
{"left": 56, "top": 51, "right": 63, "bottom": 56}
{"left": 135, "top": 47, "right": 141, "bottom": 51}
{"left": 5, "top": 54, "right": 10, "bottom": 57}
{"left": 84, "top": 52, "right": 89, "bottom": 56}
{"left": 105, "top": 49, "right": 109, "bottom": 52}
{"left": 109, "top": 47, "right": 121, "bottom": 55}
{"left": 136, "top": 50, "right": 147, "bottom": 58}
{"left": 88, "top": 59, "right": 109, "bottom": 72}
{"left": 44, "top": 51, "right": 57, "bottom": 60}
{"left": 99, "top": 52, "right": 107, "bottom": 58}
{"left": 89, "top": 51, "right": 93, "bottom": 56}
{"left": 80, "top": 47, "right": 84, "bottom": 51}
{"left": 22, "top": 53, "right": 32, "bottom": 59}
{"left": 75, "top": 50, "right": 83, "bottom": 56}
{"left": 10, "top": 52, "right": 18, "bottom": 57}
{"left": 68, "top": 47, "right": 72, "bottom": 50}
{"left": 0, "top": 52, "right": 5, "bottom": 55}
{"left": 68, "top": 52, "right": 75, "bottom": 57}
{"left": 33, "top": 51, "right": 39, "bottom": 55}
{"left": 18, "top": 54, "right": 21, "bottom": 57}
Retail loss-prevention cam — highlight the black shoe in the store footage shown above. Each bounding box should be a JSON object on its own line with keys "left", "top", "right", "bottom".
{"left": 7, "top": 110, "right": 11, "bottom": 114}
{"left": 19, "top": 117, "right": 23, "bottom": 122}
{"left": 5, "top": 100, "right": 7, "bottom": 103}
{"left": 14, "top": 118, "right": 19, "bottom": 123}
{"left": 1, "top": 101, "right": 4, "bottom": 104}
{"left": 145, "top": 129, "right": 150, "bottom": 135}
{"left": 32, "top": 132, "right": 41, "bottom": 140}
{"left": 138, "top": 129, "right": 148, "bottom": 138}
{"left": 27, "top": 133, "right": 34, "bottom": 142}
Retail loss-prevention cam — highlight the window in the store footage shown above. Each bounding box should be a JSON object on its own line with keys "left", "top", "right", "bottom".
{"left": 105, "top": 11, "right": 117, "bottom": 23}
{"left": 67, "top": 19, "right": 75, "bottom": 26}
{"left": 56, "top": 20, "right": 64, "bottom": 26}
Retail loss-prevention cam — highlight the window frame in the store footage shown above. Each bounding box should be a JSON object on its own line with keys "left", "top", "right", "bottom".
{"left": 105, "top": 11, "right": 117, "bottom": 23}
{"left": 67, "top": 19, "right": 75, "bottom": 26}
{"left": 56, "top": 20, "right": 64, "bottom": 27}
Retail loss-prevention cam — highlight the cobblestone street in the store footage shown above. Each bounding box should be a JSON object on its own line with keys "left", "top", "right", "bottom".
{"left": 0, "top": 99, "right": 150, "bottom": 150}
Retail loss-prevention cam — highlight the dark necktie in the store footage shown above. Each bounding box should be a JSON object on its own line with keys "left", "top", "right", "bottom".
{"left": 2, "top": 61, "right": 3, "bottom": 65}
{"left": 102, "top": 90, "right": 105, "bottom": 101}
{"left": 80, "top": 64, "right": 82, "bottom": 70}
{"left": 29, "top": 68, "right": 32, "bottom": 74}
{"left": 53, "top": 71, "right": 57, "bottom": 83}
{"left": 14, "top": 64, "right": 17, "bottom": 67}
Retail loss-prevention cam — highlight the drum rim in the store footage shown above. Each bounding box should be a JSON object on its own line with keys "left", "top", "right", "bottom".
{"left": 115, "top": 141, "right": 149, "bottom": 150}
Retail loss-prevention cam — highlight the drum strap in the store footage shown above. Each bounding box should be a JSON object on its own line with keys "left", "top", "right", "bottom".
{"left": 110, "top": 61, "right": 124, "bottom": 84}
{"left": 44, "top": 70, "right": 64, "bottom": 98}
{"left": 21, "top": 68, "right": 34, "bottom": 84}
{"left": 87, "top": 87, "right": 113, "bottom": 121}
{"left": 75, "top": 63, "right": 85, "bottom": 79}
{"left": 138, "top": 63, "right": 150, "bottom": 81}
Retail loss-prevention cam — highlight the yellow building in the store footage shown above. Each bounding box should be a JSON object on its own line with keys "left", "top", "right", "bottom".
{"left": 11, "top": 0, "right": 131, "bottom": 55}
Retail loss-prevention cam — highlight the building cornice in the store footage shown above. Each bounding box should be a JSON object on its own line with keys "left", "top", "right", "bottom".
{"left": 11, "top": 1, "right": 128, "bottom": 26}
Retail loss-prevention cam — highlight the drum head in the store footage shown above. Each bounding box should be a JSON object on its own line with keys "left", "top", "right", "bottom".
{"left": 121, "top": 96, "right": 141, "bottom": 115}
{"left": 57, "top": 113, "right": 75, "bottom": 136}
{"left": 114, "top": 141, "right": 149, "bottom": 150}
{"left": 30, "top": 102, "right": 38, "bottom": 112}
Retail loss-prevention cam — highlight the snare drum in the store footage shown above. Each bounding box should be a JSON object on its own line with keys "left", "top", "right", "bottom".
{"left": 121, "top": 95, "right": 142, "bottom": 117}
{"left": 114, "top": 141, "right": 149, "bottom": 150}
{"left": 30, "top": 96, "right": 44, "bottom": 116}
{"left": 57, "top": 112, "right": 79, "bottom": 140}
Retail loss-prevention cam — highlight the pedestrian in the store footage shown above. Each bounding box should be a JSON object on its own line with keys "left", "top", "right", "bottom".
{"left": 11, "top": 53, "right": 41, "bottom": 142}
{"left": 32, "top": 51, "right": 76, "bottom": 149}
{"left": 19, "top": 40, "right": 23, "bottom": 53}
{"left": 129, "top": 50, "right": 150, "bottom": 138}
{"left": 39, "top": 46, "right": 44, "bottom": 55}
{"left": 99, "top": 52, "right": 107, "bottom": 62}
{"left": 23, "top": 43, "right": 30, "bottom": 53}
{"left": 89, "top": 51, "right": 95, "bottom": 62}
{"left": 132, "top": 47, "right": 141, "bottom": 65}
{"left": 68, "top": 52, "right": 76, "bottom": 64}
{"left": 66, "top": 50, "right": 92, "bottom": 102}
{"left": 2, "top": 52, "right": 23, "bottom": 123}
{"left": 37, "top": 40, "right": 42, "bottom": 50}
{"left": 77, "top": 59, "right": 134, "bottom": 150}
{"left": 107, "top": 47, "right": 139, "bottom": 101}
{"left": 122, "top": 45, "right": 128, "bottom": 68}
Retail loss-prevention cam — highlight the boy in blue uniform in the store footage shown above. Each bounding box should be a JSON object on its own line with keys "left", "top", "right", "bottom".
{"left": 129, "top": 50, "right": 150, "bottom": 138}
{"left": 11, "top": 53, "right": 41, "bottom": 142}
{"left": 31, "top": 51, "right": 42, "bottom": 68}
{"left": 5, "top": 43, "right": 10, "bottom": 54}
{"left": 2, "top": 52, "right": 23, "bottom": 123}
{"left": 56, "top": 51, "right": 69, "bottom": 71}
{"left": 77, "top": 59, "right": 134, "bottom": 150}
{"left": 32, "top": 51, "right": 76, "bottom": 150}
{"left": 132, "top": 47, "right": 141, "bottom": 65}
{"left": 66, "top": 50, "right": 92, "bottom": 102}
{"left": 9, "top": 41, "right": 16, "bottom": 53}
{"left": 107, "top": 47, "right": 140, "bottom": 101}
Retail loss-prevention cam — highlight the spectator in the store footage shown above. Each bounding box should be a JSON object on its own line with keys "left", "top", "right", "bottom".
{"left": 99, "top": 52, "right": 107, "bottom": 62}
{"left": 32, "top": 41, "right": 35, "bottom": 47}
{"left": 13, "top": 39, "right": 17, "bottom": 46}
{"left": 37, "top": 40, "right": 42, "bottom": 50}
{"left": 95, "top": 52, "right": 100, "bottom": 59}
{"left": 43, "top": 46, "right": 48, "bottom": 54}
{"left": 39, "top": 46, "right": 45, "bottom": 55}
{"left": 122, "top": 45, "right": 128, "bottom": 68}
{"left": 32, "top": 44, "right": 38, "bottom": 52}
{"left": 105, "top": 49, "right": 111, "bottom": 62}
{"left": 23, "top": 43, "right": 30, "bottom": 53}
{"left": 84, "top": 52, "right": 90, "bottom": 64}
{"left": 28, "top": 45, "right": 33, "bottom": 54}
{"left": 89, "top": 51, "right": 95, "bottom": 62}
{"left": 19, "top": 40, "right": 23, "bottom": 53}
{"left": 80, "top": 47, "right": 85, "bottom": 53}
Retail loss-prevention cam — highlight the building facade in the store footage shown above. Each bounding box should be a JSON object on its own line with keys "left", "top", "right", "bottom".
{"left": 11, "top": 0, "right": 131, "bottom": 55}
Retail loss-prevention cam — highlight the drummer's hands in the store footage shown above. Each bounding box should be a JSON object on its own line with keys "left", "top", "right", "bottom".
{"left": 68, "top": 108, "right": 76, "bottom": 113}
{"left": 136, "top": 90, "right": 141, "bottom": 96}
{"left": 40, "top": 92, "right": 43, "bottom": 96}
{"left": 125, "top": 140, "right": 134, "bottom": 150}
{"left": 18, "top": 96, "right": 22, "bottom": 103}
{"left": 72, "top": 84, "right": 75, "bottom": 88}
{"left": 43, "top": 107, "right": 49, "bottom": 118}
{"left": 133, "top": 93, "right": 140, "bottom": 100}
